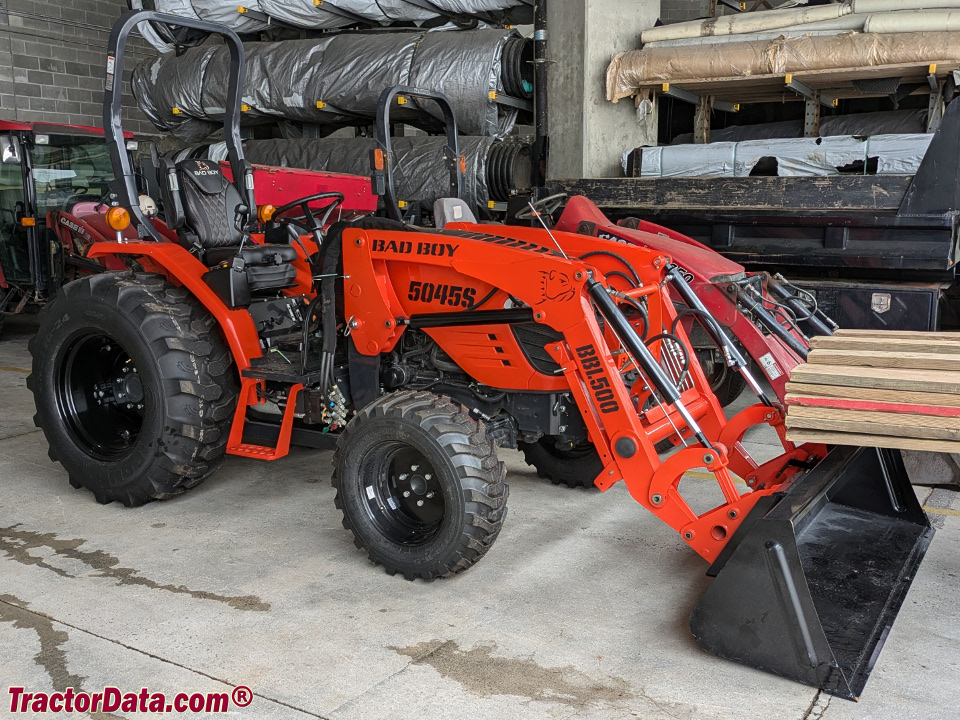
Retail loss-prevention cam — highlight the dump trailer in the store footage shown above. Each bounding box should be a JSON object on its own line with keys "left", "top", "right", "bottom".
{"left": 27, "top": 10, "right": 935, "bottom": 703}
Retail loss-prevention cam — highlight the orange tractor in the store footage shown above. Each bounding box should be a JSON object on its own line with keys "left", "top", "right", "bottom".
{"left": 29, "top": 10, "right": 933, "bottom": 701}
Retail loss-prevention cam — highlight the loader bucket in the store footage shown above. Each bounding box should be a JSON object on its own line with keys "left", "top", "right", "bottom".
{"left": 690, "top": 445, "right": 933, "bottom": 700}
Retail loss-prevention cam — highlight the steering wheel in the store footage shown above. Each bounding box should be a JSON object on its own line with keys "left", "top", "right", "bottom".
{"left": 271, "top": 192, "right": 345, "bottom": 244}
{"left": 515, "top": 193, "right": 568, "bottom": 222}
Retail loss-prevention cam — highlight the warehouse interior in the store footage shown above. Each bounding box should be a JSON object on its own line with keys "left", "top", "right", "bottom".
{"left": 2, "top": 1, "right": 960, "bottom": 718}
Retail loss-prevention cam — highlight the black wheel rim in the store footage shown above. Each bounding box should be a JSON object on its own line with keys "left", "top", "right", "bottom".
{"left": 55, "top": 332, "right": 145, "bottom": 461}
{"left": 361, "top": 444, "right": 445, "bottom": 546}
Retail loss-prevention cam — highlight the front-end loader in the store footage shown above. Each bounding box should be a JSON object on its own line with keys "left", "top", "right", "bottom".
{"left": 29, "top": 10, "right": 934, "bottom": 701}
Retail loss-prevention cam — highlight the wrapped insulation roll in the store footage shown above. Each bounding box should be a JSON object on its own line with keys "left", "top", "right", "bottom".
{"left": 133, "top": 30, "right": 531, "bottom": 140}
{"left": 195, "top": 136, "right": 533, "bottom": 210}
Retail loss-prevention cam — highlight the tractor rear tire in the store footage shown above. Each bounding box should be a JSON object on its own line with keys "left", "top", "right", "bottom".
{"left": 332, "top": 391, "right": 508, "bottom": 581}
{"left": 520, "top": 438, "right": 602, "bottom": 489}
{"left": 28, "top": 271, "right": 238, "bottom": 507}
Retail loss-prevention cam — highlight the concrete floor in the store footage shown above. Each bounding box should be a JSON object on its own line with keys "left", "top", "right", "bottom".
{"left": 1, "top": 312, "right": 958, "bottom": 720}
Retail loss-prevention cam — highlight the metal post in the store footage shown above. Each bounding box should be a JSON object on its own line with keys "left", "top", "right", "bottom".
{"left": 533, "top": 0, "right": 548, "bottom": 187}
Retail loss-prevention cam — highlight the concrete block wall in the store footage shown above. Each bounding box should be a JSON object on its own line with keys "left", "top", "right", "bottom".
{"left": 659, "top": 0, "right": 705, "bottom": 23}
{"left": 0, "top": 0, "right": 158, "bottom": 135}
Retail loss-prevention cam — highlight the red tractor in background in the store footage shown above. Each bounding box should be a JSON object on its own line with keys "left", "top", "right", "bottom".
{"left": 26, "top": 10, "right": 933, "bottom": 702}
{"left": 0, "top": 121, "right": 377, "bottom": 337}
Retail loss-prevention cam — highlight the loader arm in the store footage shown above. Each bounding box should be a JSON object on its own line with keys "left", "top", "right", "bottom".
{"left": 341, "top": 224, "right": 817, "bottom": 563}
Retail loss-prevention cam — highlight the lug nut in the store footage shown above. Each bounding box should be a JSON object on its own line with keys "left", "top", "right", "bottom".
{"left": 416, "top": 500, "right": 424, "bottom": 507}
{"left": 403, "top": 491, "right": 411, "bottom": 498}
{"left": 399, "top": 473, "right": 409, "bottom": 481}
{"left": 424, "top": 474, "right": 432, "bottom": 480}
{"left": 122, "top": 367, "right": 129, "bottom": 373}
{"left": 426, "top": 492, "right": 435, "bottom": 499}
{"left": 411, "top": 464, "right": 419, "bottom": 471}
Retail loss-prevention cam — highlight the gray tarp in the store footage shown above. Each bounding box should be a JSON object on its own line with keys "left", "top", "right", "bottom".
{"left": 631, "top": 133, "right": 934, "bottom": 178}
{"left": 201, "top": 136, "right": 496, "bottom": 209}
{"left": 141, "top": 0, "right": 529, "bottom": 51}
{"left": 132, "top": 30, "right": 518, "bottom": 141}
{"left": 670, "top": 110, "right": 930, "bottom": 144}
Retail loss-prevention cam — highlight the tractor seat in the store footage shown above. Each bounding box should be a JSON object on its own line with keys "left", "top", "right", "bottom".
{"left": 160, "top": 158, "right": 298, "bottom": 295}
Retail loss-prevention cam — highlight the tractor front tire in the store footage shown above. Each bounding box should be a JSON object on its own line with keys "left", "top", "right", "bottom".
{"left": 332, "top": 391, "right": 508, "bottom": 581}
{"left": 520, "top": 438, "right": 602, "bottom": 489}
{"left": 28, "top": 272, "right": 238, "bottom": 507}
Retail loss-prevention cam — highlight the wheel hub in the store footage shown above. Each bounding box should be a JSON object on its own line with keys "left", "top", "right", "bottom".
{"left": 56, "top": 333, "right": 144, "bottom": 461}
{"left": 362, "top": 447, "right": 444, "bottom": 546}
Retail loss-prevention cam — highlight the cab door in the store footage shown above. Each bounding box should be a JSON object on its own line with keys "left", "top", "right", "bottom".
{"left": 0, "top": 133, "right": 39, "bottom": 289}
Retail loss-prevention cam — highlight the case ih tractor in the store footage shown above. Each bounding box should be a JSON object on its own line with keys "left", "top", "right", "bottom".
{"left": 29, "top": 10, "right": 934, "bottom": 702}
{"left": 0, "top": 122, "right": 139, "bottom": 335}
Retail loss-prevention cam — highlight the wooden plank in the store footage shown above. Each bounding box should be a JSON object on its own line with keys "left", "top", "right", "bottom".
{"left": 786, "top": 406, "right": 960, "bottom": 441}
{"left": 808, "top": 336, "right": 960, "bottom": 355}
{"left": 549, "top": 176, "right": 912, "bottom": 212}
{"left": 785, "top": 394, "right": 960, "bottom": 418}
{"left": 833, "top": 329, "right": 960, "bottom": 340}
{"left": 785, "top": 429, "right": 960, "bottom": 454}
{"left": 806, "top": 349, "right": 960, "bottom": 372}
{"left": 789, "top": 364, "right": 960, "bottom": 394}
{"left": 785, "top": 382, "right": 960, "bottom": 408}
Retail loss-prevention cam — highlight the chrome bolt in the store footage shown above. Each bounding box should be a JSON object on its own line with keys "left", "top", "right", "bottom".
{"left": 137, "top": 404, "right": 143, "bottom": 410}
{"left": 426, "top": 492, "right": 435, "bottom": 499}
{"left": 424, "top": 474, "right": 432, "bottom": 480}
{"left": 104, "top": 345, "right": 111, "bottom": 351}
{"left": 98, "top": 391, "right": 104, "bottom": 398}
{"left": 384, "top": 320, "right": 393, "bottom": 328}
{"left": 416, "top": 500, "right": 424, "bottom": 507}
{"left": 558, "top": 426, "right": 567, "bottom": 432}
{"left": 122, "top": 367, "right": 129, "bottom": 373}
{"left": 651, "top": 494, "right": 663, "bottom": 505}
{"left": 728, "top": 510, "right": 738, "bottom": 519}
{"left": 399, "top": 473, "right": 409, "bottom": 481}
{"left": 683, "top": 531, "right": 693, "bottom": 540}
{"left": 554, "top": 346, "right": 560, "bottom": 351}
{"left": 608, "top": 470, "right": 614, "bottom": 476}
{"left": 127, "top": 404, "right": 132, "bottom": 409}
{"left": 132, "top": 368, "right": 137, "bottom": 373}
{"left": 402, "top": 491, "right": 411, "bottom": 498}
{"left": 349, "top": 319, "right": 359, "bottom": 329}
{"left": 411, "top": 464, "right": 419, "bottom": 471}
{"left": 702, "top": 453, "right": 715, "bottom": 465}
{"left": 747, "top": 477, "right": 757, "bottom": 486}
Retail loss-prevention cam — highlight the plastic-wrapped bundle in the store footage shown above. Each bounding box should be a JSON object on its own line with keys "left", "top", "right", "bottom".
{"left": 202, "top": 136, "right": 494, "bottom": 209}
{"left": 198, "top": 135, "right": 531, "bottom": 209}
{"left": 137, "top": 0, "right": 531, "bottom": 52}
{"left": 132, "top": 30, "right": 523, "bottom": 140}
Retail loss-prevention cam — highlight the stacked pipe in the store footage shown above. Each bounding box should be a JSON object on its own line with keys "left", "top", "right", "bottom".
{"left": 132, "top": 30, "right": 533, "bottom": 142}
{"left": 135, "top": 0, "right": 532, "bottom": 52}
{"left": 608, "top": 0, "right": 960, "bottom": 102}
{"left": 194, "top": 136, "right": 533, "bottom": 210}
{"left": 639, "top": 0, "right": 960, "bottom": 49}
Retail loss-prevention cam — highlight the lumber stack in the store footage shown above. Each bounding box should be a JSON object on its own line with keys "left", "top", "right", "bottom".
{"left": 785, "top": 329, "right": 960, "bottom": 453}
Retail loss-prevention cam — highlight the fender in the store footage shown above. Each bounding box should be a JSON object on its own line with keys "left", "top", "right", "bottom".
{"left": 87, "top": 242, "right": 262, "bottom": 370}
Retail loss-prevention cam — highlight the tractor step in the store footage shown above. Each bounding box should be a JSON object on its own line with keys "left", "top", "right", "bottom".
{"left": 243, "top": 351, "right": 325, "bottom": 385}
{"left": 226, "top": 379, "right": 304, "bottom": 461}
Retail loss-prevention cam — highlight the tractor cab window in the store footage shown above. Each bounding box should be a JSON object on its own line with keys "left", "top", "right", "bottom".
{"left": 0, "top": 149, "right": 31, "bottom": 284}
{"left": 31, "top": 135, "right": 113, "bottom": 217}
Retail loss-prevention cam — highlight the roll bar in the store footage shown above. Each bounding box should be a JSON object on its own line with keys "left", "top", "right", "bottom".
{"left": 371, "top": 86, "right": 464, "bottom": 222}
{"left": 103, "top": 10, "right": 254, "bottom": 240}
